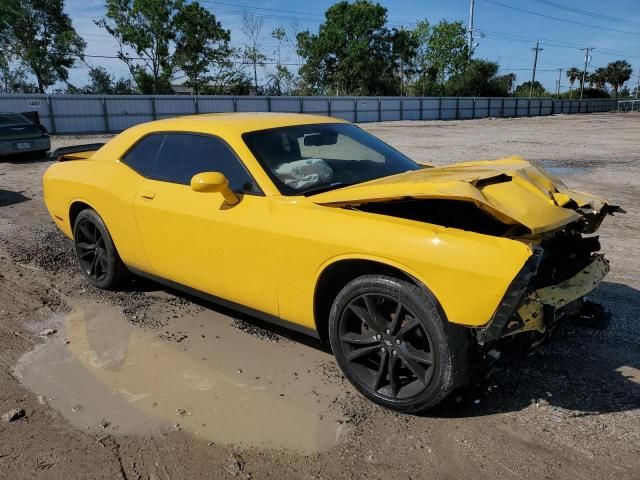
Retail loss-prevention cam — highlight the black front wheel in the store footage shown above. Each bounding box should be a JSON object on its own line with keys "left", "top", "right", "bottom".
{"left": 73, "top": 209, "right": 128, "bottom": 289}
{"left": 329, "top": 275, "right": 469, "bottom": 412}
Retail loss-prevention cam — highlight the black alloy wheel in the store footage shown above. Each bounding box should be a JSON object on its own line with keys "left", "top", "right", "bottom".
{"left": 73, "top": 209, "right": 128, "bottom": 289}
{"left": 329, "top": 275, "right": 469, "bottom": 412}
{"left": 338, "top": 293, "right": 435, "bottom": 399}
{"left": 76, "top": 218, "right": 109, "bottom": 282}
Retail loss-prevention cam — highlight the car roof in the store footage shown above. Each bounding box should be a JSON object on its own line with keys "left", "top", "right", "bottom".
{"left": 138, "top": 112, "right": 349, "bottom": 135}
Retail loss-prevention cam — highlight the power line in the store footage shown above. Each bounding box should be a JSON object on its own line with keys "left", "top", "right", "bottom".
{"left": 482, "top": 0, "right": 640, "bottom": 37}
{"left": 200, "top": 1, "right": 324, "bottom": 20}
{"left": 82, "top": 53, "right": 300, "bottom": 66}
{"left": 530, "top": 0, "right": 640, "bottom": 28}
{"left": 76, "top": 31, "right": 285, "bottom": 49}
{"left": 498, "top": 68, "right": 560, "bottom": 72}
{"left": 476, "top": 28, "right": 640, "bottom": 59}
{"left": 199, "top": 0, "right": 416, "bottom": 27}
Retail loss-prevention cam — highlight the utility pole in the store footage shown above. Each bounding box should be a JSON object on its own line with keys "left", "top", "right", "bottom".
{"left": 529, "top": 41, "right": 543, "bottom": 99}
{"left": 556, "top": 68, "right": 563, "bottom": 98}
{"left": 579, "top": 47, "right": 593, "bottom": 100}
{"left": 635, "top": 73, "right": 639, "bottom": 99}
{"left": 400, "top": 25, "right": 404, "bottom": 96}
{"left": 467, "top": 0, "right": 475, "bottom": 57}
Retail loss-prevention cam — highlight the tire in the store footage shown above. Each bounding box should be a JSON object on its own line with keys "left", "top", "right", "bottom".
{"left": 328, "top": 275, "right": 469, "bottom": 413}
{"left": 73, "top": 209, "right": 128, "bottom": 290}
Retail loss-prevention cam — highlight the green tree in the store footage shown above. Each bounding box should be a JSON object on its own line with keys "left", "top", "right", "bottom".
{"left": 391, "top": 26, "right": 417, "bottom": 96}
{"left": 173, "top": 2, "right": 231, "bottom": 95}
{"left": 445, "top": 59, "right": 509, "bottom": 96}
{"left": 241, "top": 13, "right": 267, "bottom": 94}
{"left": 266, "top": 65, "right": 295, "bottom": 95}
{"left": 407, "top": 19, "right": 433, "bottom": 96}
{"left": 424, "top": 20, "right": 469, "bottom": 85}
{"left": 0, "top": 0, "right": 85, "bottom": 93}
{"left": 272, "top": 27, "right": 287, "bottom": 66}
{"left": 513, "top": 80, "right": 549, "bottom": 97}
{"left": 605, "top": 60, "right": 633, "bottom": 98}
{"left": 97, "top": 0, "right": 182, "bottom": 94}
{"left": 503, "top": 73, "right": 517, "bottom": 94}
{"left": 296, "top": 1, "right": 400, "bottom": 95}
{"left": 566, "top": 67, "right": 581, "bottom": 99}
{"left": 67, "top": 66, "right": 136, "bottom": 94}
{"left": 406, "top": 19, "right": 469, "bottom": 96}
{"left": 266, "top": 26, "right": 294, "bottom": 95}
{"left": 589, "top": 67, "right": 608, "bottom": 90}
{"left": 201, "top": 57, "right": 253, "bottom": 95}
{"left": 0, "top": 58, "right": 38, "bottom": 93}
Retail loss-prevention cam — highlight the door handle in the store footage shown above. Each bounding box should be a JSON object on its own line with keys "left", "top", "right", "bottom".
{"left": 140, "top": 191, "right": 155, "bottom": 200}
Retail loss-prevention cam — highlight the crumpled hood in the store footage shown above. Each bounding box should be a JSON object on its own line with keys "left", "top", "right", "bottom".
{"left": 310, "top": 156, "right": 617, "bottom": 235}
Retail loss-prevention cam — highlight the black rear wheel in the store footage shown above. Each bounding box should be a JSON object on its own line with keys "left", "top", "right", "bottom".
{"left": 329, "top": 275, "right": 469, "bottom": 412}
{"left": 73, "top": 209, "right": 128, "bottom": 289}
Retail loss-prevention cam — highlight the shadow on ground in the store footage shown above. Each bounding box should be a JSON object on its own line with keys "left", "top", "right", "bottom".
{"left": 0, "top": 188, "right": 30, "bottom": 207}
{"left": 0, "top": 151, "right": 50, "bottom": 164}
{"left": 431, "top": 281, "right": 640, "bottom": 418}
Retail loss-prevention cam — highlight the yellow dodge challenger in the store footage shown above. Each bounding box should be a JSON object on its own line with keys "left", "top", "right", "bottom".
{"left": 43, "top": 113, "right": 620, "bottom": 412}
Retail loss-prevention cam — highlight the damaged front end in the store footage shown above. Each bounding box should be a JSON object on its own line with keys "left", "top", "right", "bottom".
{"left": 477, "top": 230, "right": 611, "bottom": 344}
{"left": 310, "top": 156, "right": 622, "bottom": 344}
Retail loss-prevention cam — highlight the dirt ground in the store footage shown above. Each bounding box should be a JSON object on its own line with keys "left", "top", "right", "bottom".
{"left": 1, "top": 112, "right": 639, "bottom": 479}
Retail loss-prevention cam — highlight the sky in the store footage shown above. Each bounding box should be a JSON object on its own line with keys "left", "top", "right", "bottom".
{"left": 65, "top": 0, "right": 640, "bottom": 93}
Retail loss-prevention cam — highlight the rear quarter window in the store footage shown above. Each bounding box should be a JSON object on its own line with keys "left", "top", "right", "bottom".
{"left": 121, "top": 134, "right": 164, "bottom": 176}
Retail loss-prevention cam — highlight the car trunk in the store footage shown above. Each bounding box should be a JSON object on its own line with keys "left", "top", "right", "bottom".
{"left": 0, "top": 123, "right": 45, "bottom": 141}
{"left": 52, "top": 143, "right": 106, "bottom": 161}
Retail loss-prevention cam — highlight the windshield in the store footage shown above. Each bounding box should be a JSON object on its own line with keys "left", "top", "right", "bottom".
{"left": 0, "top": 113, "right": 30, "bottom": 126}
{"left": 242, "top": 123, "right": 422, "bottom": 195}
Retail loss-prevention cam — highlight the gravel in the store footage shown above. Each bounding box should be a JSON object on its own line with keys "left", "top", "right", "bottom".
{"left": 2, "top": 224, "right": 76, "bottom": 273}
{"left": 2, "top": 223, "right": 204, "bottom": 329}
{"left": 1, "top": 114, "right": 639, "bottom": 479}
{"left": 229, "top": 317, "right": 290, "bottom": 343}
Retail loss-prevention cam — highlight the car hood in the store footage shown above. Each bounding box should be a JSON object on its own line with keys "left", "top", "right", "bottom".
{"left": 310, "top": 156, "right": 618, "bottom": 236}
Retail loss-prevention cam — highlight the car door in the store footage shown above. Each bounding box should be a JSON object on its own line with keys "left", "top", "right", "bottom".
{"left": 131, "top": 132, "right": 279, "bottom": 317}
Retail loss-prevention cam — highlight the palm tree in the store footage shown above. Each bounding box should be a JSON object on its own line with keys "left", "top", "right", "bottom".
{"left": 505, "top": 73, "right": 516, "bottom": 94}
{"left": 566, "top": 67, "right": 581, "bottom": 99}
{"left": 590, "top": 67, "right": 607, "bottom": 91}
{"left": 605, "top": 60, "right": 633, "bottom": 98}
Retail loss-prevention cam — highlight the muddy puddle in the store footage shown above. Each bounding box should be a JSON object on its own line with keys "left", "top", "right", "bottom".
{"left": 15, "top": 301, "right": 349, "bottom": 454}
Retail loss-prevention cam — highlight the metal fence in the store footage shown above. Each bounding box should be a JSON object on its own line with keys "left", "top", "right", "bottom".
{"left": 618, "top": 99, "right": 640, "bottom": 112}
{"left": 0, "top": 94, "right": 617, "bottom": 135}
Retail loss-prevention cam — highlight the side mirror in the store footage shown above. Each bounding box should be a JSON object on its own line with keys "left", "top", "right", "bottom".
{"left": 190, "top": 172, "right": 239, "bottom": 205}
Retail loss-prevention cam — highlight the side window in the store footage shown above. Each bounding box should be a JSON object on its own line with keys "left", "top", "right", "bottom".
{"left": 121, "top": 134, "right": 164, "bottom": 176}
{"left": 151, "top": 134, "right": 258, "bottom": 193}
